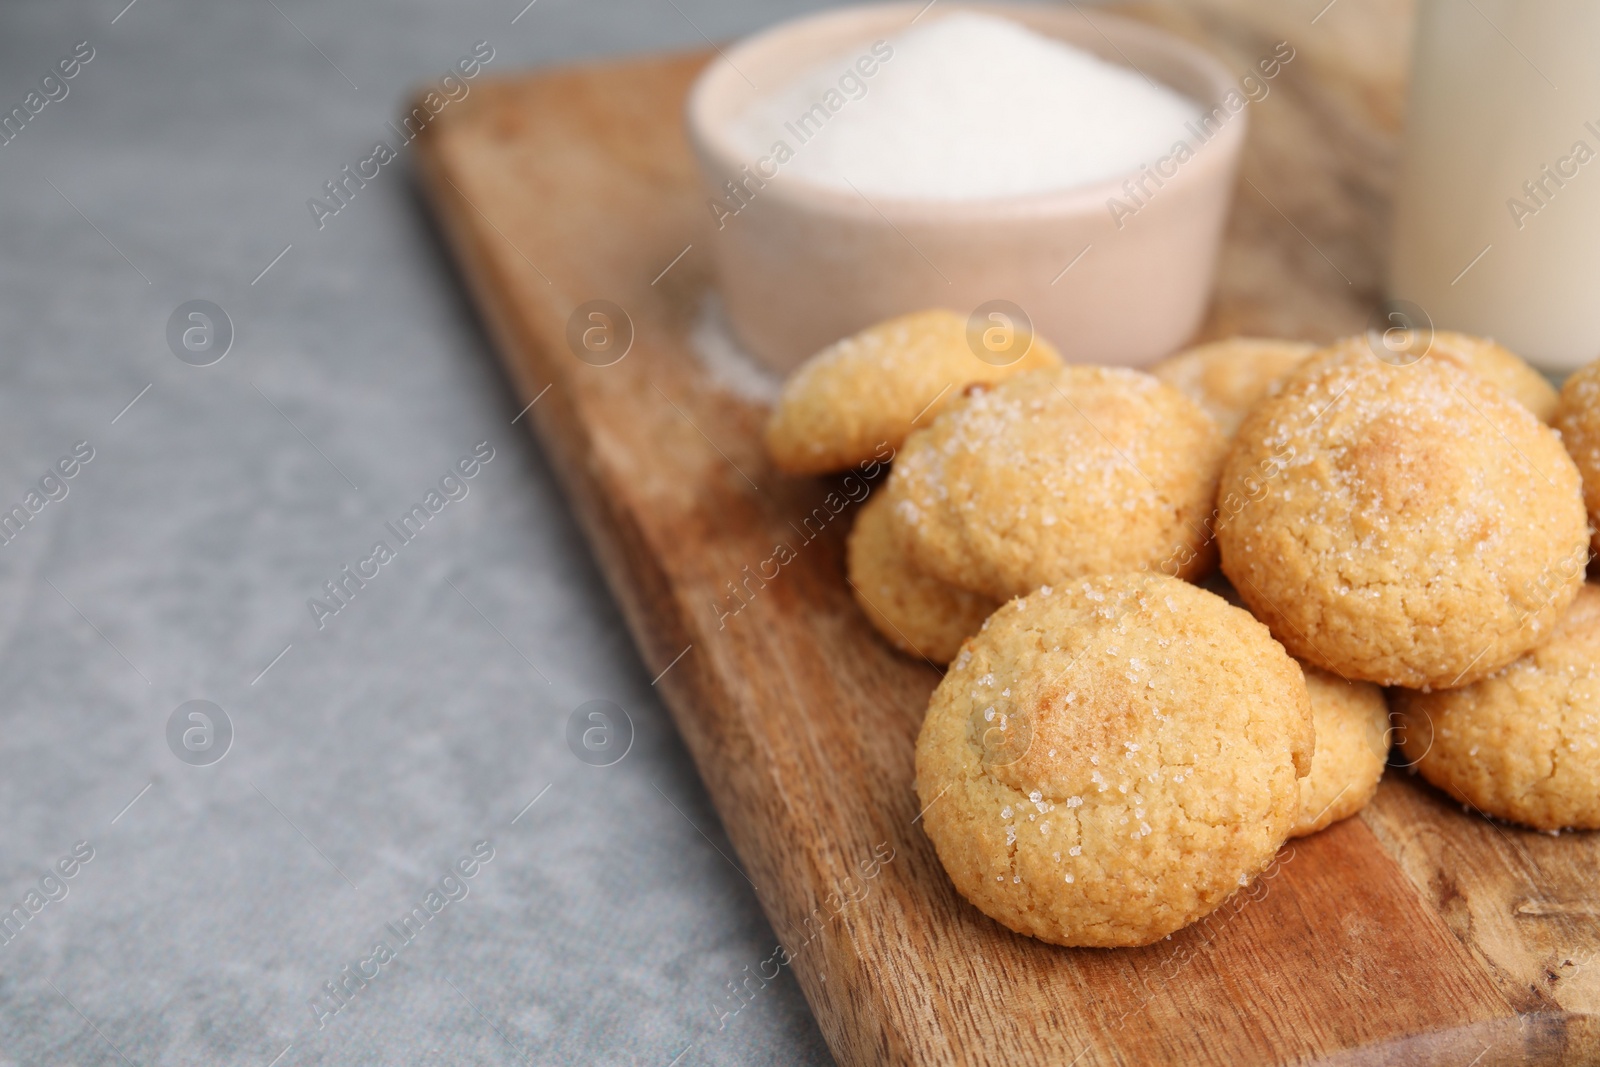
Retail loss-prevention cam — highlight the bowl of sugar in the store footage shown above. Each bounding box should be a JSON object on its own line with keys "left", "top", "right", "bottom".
{"left": 687, "top": 4, "right": 1249, "bottom": 373}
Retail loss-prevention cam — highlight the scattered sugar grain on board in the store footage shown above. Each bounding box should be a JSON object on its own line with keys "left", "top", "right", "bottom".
{"left": 690, "top": 294, "right": 782, "bottom": 403}
{"left": 730, "top": 12, "right": 1199, "bottom": 200}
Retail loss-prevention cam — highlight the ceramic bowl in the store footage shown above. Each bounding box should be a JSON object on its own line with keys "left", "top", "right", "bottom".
{"left": 686, "top": 2, "right": 1247, "bottom": 373}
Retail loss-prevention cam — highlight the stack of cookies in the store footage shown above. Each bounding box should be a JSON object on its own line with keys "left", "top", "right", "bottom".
{"left": 765, "top": 309, "right": 1600, "bottom": 948}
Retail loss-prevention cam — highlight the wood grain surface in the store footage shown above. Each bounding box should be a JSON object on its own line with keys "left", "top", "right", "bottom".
{"left": 414, "top": 2, "right": 1600, "bottom": 1062}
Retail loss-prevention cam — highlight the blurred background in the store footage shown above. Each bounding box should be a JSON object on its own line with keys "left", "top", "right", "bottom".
{"left": 0, "top": 1, "right": 858, "bottom": 1063}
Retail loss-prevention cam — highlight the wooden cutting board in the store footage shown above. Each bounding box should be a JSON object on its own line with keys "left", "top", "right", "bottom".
{"left": 414, "top": 2, "right": 1600, "bottom": 1062}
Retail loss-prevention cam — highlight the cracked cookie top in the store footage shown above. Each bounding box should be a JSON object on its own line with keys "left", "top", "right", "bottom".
{"left": 914, "top": 573, "right": 1311, "bottom": 947}
{"left": 1218, "top": 339, "right": 1588, "bottom": 689}
{"left": 886, "top": 367, "right": 1227, "bottom": 601}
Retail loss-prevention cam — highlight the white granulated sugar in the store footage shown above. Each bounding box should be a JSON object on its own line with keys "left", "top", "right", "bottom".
{"left": 729, "top": 12, "right": 1199, "bottom": 200}
{"left": 689, "top": 293, "right": 781, "bottom": 404}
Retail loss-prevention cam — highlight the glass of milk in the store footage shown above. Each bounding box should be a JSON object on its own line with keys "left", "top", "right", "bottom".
{"left": 1389, "top": 0, "right": 1600, "bottom": 374}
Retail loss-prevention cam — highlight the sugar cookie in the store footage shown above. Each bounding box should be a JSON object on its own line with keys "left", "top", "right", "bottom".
{"left": 1151, "top": 337, "right": 1317, "bottom": 437}
{"left": 1405, "top": 330, "right": 1557, "bottom": 422}
{"left": 887, "top": 367, "right": 1226, "bottom": 601}
{"left": 1218, "top": 339, "right": 1588, "bottom": 689}
{"left": 1393, "top": 583, "right": 1600, "bottom": 831}
{"left": 846, "top": 490, "right": 997, "bottom": 664}
{"left": 1554, "top": 359, "right": 1600, "bottom": 556}
{"left": 764, "top": 309, "right": 1061, "bottom": 475}
{"left": 1292, "top": 665, "right": 1390, "bottom": 837}
{"left": 914, "top": 574, "right": 1312, "bottom": 947}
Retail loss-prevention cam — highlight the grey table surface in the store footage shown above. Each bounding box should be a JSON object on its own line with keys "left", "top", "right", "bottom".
{"left": 0, "top": 1, "right": 849, "bottom": 1064}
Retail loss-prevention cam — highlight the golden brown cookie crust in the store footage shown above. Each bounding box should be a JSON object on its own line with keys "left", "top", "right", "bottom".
{"left": 846, "top": 490, "right": 998, "bottom": 664}
{"left": 1218, "top": 339, "right": 1589, "bottom": 689}
{"left": 914, "top": 574, "right": 1312, "bottom": 947}
{"left": 1555, "top": 360, "right": 1600, "bottom": 556}
{"left": 1420, "top": 330, "right": 1558, "bottom": 423}
{"left": 886, "top": 367, "right": 1227, "bottom": 601}
{"left": 1394, "top": 583, "right": 1600, "bottom": 831}
{"left": 1151, "top": 337, "right": 1317, "bottom": 437}
{"left": 764, "top": 309, "right": 1061, "bottom": 476}
{"left": 1291, "top": 665, "right": 1390, "bottom": 837}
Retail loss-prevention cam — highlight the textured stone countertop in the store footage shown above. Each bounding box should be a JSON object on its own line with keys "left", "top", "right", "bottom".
{"left": 0, "top": 1, "right": 839, "bottom": 1063}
